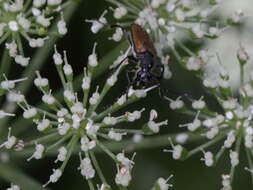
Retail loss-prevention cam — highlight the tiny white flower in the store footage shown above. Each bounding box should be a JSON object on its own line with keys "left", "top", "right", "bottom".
{"left": 87, "top": 11, "right": 107, "bottom": 33}
{"left": 88, "top": 43, "right": 98, "bottom": 67}
{"left": 64, "top": 90, "right": 75, "bottom": 102}
{"left": 186, "top": 57, "right": 201, "bottom": 71}
{"left": 113, "top": 7, "right": 127, "bottom": 19}
{"left": 175, "top": 133, "right": 189, "bottom": 144}
{"left": 63, "top": 64, "right": 73, "bottom": 76}
{"left": 48, "top": 0, "right": 62, "bottom": 6}
{"left": 34, "top": 77, "right": 49, "bottom": 87}
{"left": 27, "top": 144, "right": 45, "bottom": 161}
{"left": 115, "top": 167, "right": 132, "bottom": 187}
{"left": 132, "top": 134, "right": 143, "bottom": 143}
{"left": 53, "top": 46, "right": 63, "bottom": 65}
{"left": 221, "top": 174, "right": 232, "bottom": 190}
{"left": 55, "top": 146, "right": 67, "bottom": 162}
{"left": 126, "top": 109, "right": 143, "bottom": 122}
{"left": 229, "top": 151, "right": 239, "bottom": 167}
{"left": 203, "top": 78, "right": 218, "bottom": 88}
{"left": 79, "top": 157, "right": 95, "bottom": 179}
{"left": 6, "top": 41, "right": 17, "bottom": 57}
{"left": 29, "top": 38, "right": 47, "bottom": 47}
{"left": 0, "top": 128, "right": 17, "bottom": 150}
{"left": 37, "top": 119, "right": 50, "bottom": 131}
{"left": 82, "top": 73, "right": 91, "bottom": 90}
{"left": 42, "top": 94, "right": 55, "bottom": 105}
{"left": 23, "top": 108, "right": 37, "bottom": 119}
{"left": 89, "top": 88, "right": 100, "bottom": 105}
{"left": 32, "top": 8, "right": 41, "bottom": 16}
{"left": 17, "top": 14, "right": 31, "bottom": 30}
{"left": 33, "top": 0, "right": 46, "bottom": 7}
{"left": 192, "top": 98, "right": 206, "bottom": 110}
{"left": 206, "top": 126, "right": 219, "bottom": 139}
{"left": 167, "top": 97, "right": 184, "bottom": 110}
{"left": 58, "top": 122, "right": 70, "bottom": 135}
{"left": 43, "top": 169, "right": 62, "bottom": 187}
{"left": 224, "top": 131, "right": 236, "bottom": 148}
{"left": 7, "top": 92, "right": 25, "bottom": 103}
{"left": 103, "top": 116, "right": 117, "bottom": 125}
{"left": 70, "top": 102, "right": 85, "bottom": 114}
{"left": 86, "top": 121, "right": 100, "bottom": 137}
{"left": 108, "top": 130, "right": 125, "bottom": 141}
{"left": 36, "top": 15, "right": 51, "bottom": 27}
{"left": 80, "top": 136, "right": 96, "bottom": 151}
{"left": 8, "top": 21, "right": 19, "bottom": 31}
{"left": 117, "top": 94, "right": 127, "bottom": 105}
{"left": 201, "top": 151, "right": 214, "bottom": 167}
{"left": 175, "top": 9, "right": 185, "bottom": 22}
{"left": 157, "top": 177, "right": 173, "bottom": 190}
{"left": 147, "top": 120, "right": 168, "bottom": 133}
{"left": 6, "top": 184, "right": 20, "bottom": 190}
{"left": 231, "top": 9, "right": 244, "bottom": 24}
{"left": 14, "top": 55, "right": 30, "bottom": 66}
{"left": 164, "top": 141, "right": 184, "bottom": 160}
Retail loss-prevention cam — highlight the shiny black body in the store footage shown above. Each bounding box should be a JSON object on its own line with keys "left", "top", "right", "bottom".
{"left": 112, "top": 24, "right": 164, "bottom": 89}
{"left": 130, "top": 51, "right": 164, "bottom": 88}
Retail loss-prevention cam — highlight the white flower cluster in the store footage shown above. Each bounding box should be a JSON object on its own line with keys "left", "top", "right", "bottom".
{"left": 6, "top": 44, "right": 169, "bottom": 188}
{"left": 87, "top": 0, "right": 240, "bottom": 55}
{"left": 0, "top": 0, "right": 67, "bottom": 65}
{"left": 165, "top": 47, "right": 253, "bottom": 188}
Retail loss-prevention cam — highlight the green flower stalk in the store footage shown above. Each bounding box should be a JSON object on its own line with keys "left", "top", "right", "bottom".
{"left": 2, "top": 44, "right": 169, "bottom": 189}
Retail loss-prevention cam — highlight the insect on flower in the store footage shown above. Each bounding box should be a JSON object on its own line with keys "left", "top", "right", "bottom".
{"left": 111, "top": 23, "right": 165, "bottom": 89}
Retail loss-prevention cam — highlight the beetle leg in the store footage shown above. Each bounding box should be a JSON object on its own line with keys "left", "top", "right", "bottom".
{"left": 111, "top": 25, "right": 134, "bottom": 47}
{"left": 151, "top": 63, "right": 164, "bottom": 79}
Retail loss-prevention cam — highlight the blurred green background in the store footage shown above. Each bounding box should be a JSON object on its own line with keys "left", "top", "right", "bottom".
{"left": 0, "top": 0, "right": 252, "bottom": 189}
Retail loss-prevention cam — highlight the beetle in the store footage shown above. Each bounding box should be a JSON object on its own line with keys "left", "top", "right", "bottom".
{"left": 111, "top": 24, "right": 164, "bottom": 89}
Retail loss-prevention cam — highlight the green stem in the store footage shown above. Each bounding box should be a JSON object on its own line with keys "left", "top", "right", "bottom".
{"left": 15, "top": 33, "right": 24, "bottom": 55}
{"left": 185, "top": 133, "right": 226, "bottom": 159}
{"left": 240, "top": 63, "right": 244, "bottom": 87}
{"left": 26, "top": 132, "right": 60, "bottom": 146}
{"left": 93, "top": 96, "right": 139, "bottom": 122}
{"left": 90, "top": 151, "right": 108, "bottom": 185}
{"left": 0, "top": 49, "right": 11, "bottom": 104}
{"left": 46, "top": 133, "right": 72, "bottom": 153}
{"left": 174, "top": 38, "right": 195, "bottom": 56}
{"left": 87, "top": 179, "right": 96, "bottom": 190}
{"left": 215, "top": 146, "right": 226, "bottom": 163}
{"left": 246, "top": 148, "right": 253, "bottom": 188}
{"left": 93, "top": 137, "right": 117, "bottom": 162}
{"left": 36, "top": 107, "right": 58, "bottom": 120}
{"left": 23, "top": 0, "right": 33, "bottom": 12}
{"left": 170, "top": 46, "right": 181, "bottom": 63}
{"left": 56, "top": 65, "right": 67, "bottom": 89}
{"left": 0, "top": 31, "right": 10, "bottom": 46}
{"left": 101, "top": 128, "right": 144, "bottom": 134}
{"left": 60, "top": 134, "right": 79, "bottom": 171}
{"left": 0, "top": 48, "right": 11, "bottom": 77}
{"left": 13, "top": 132, "right": 205, "bottom": 157}
{"left": 230, "top": 134, "right": 242, "bottom": 183}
